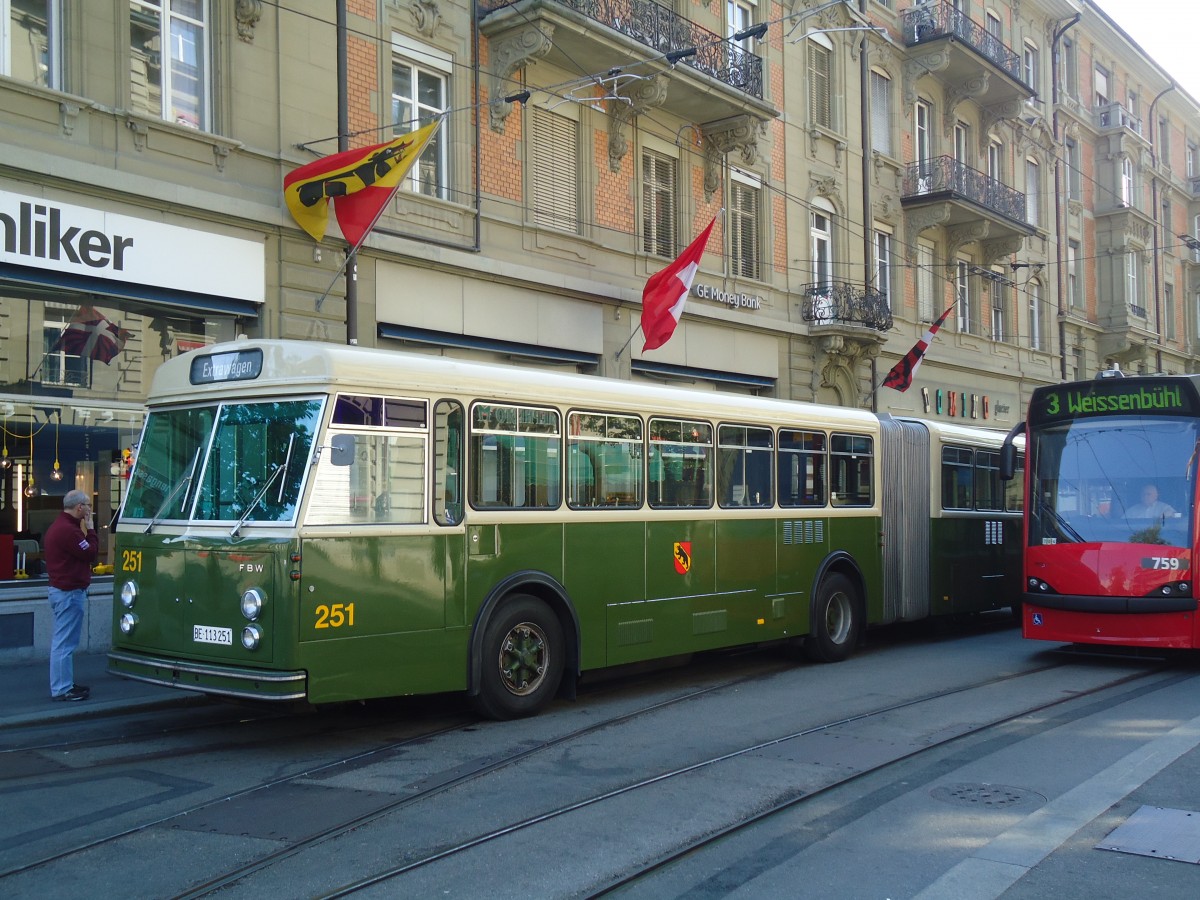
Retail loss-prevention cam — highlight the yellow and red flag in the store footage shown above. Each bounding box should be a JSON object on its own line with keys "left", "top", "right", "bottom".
{"left": 283, "top": 119, "right": 441, "bottom": 247}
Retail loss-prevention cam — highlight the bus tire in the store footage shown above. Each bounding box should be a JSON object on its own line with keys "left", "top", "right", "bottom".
{"left": 473, "top": 595, "right": 565, "bottom": 720}
{"left": 805, "top": 573, "right": 861, "bottom": 663}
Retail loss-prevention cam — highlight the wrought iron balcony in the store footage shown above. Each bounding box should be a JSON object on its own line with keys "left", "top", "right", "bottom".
{"left": 478, "top": 0, "right": 763, "bottom": 100}
{"left": 902, "top": 2, "right": 1022, "bottom": 81}
{"left": 800, "top": 282, "right": 894, "bottom": 333}
{"left": 902, "top": 156, "right": 1029, "bottom": 228}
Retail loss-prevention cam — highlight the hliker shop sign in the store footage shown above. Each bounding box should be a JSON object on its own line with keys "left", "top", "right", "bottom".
{"left": 0, "top": 189, "right": 265, "bottom": 303}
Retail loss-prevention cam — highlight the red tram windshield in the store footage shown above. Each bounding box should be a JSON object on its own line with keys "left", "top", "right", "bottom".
{"left": 1022, "top": 376, "right": 1200, "bottom": 647}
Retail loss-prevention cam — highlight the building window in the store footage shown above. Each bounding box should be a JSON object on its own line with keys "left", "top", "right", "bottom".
{"left": 530, "top": 108, "right": 578, "bottom": 232}
{"left": 987, "top": 139, "right": 1003, "bottom": 182}
{"left": 808, "top": 35, "right": 832, "bottom": 129}
{"left": 870, "top": 70, "right": 892, "bottom": 157}
{"left": 727, "top": 0, "right": 754, "bottom": 44}
{"left": 1067, "top": 240, "right": 1080, "bottom": 308}
{"left": 1166, "top": 284, "right": 1177, "bottom": 340}
{"left": 915, "top": 99, "right": 932, "bottom": 182}
{"left": 874, "top": 228, "right": 892, "bottom": 309}
{"left": 917, "top": 242, "right": 935, "bottom": 321}
{"left": 1127, "top": 252, "right": 1141, "bottom": 313}
{"left": 990, "top": 271, "right": 1008, "bottom": 342}
{"left": 392, "top": 42, "right": 449, "bottom": 199}
{"left": 954, "top": 121, "right": 970, "bottom": 165}
{"left": 41, "top": 304, "right": 90, "bottom": 388}
{"left": 1029, "top": 279, "right": 1044, "bottom": 350}
{"left": 129, "top": 0, "right": 209, "bottom": 129}
{"left": 1158, "top": 117, "right": 1170, "bottom": 166}
{"left": 1023, "top": 41, "right": 1039, "bottom": 96}
{"left": 956, "top": 260, "right": 976, "bottom": 334}
{"left": 1023, "top": 158, "right": 1040, "bottom": 226}
{"left": 1188, "top": 143, "right": 1197, "bottom": 178}
{"left": 1095, "top": 66, "right": 1109, "bottom": 107}
{"left": 1066, "top": 138, "right": 1082, "bottom": 200}
{"left": 729, "top": 169, "right": 761, "bottom": 279}
{"left": 810, "top": 202, "right": 833, "bottom": 291}
{"left": 1061, "top": 36, "right": 1077, "bottom": 95}
{"left": 1121, "top": 156, "right": 1134, "bottom": 206}
{"left": 2, "top": 0, "right": 59, "bottom": 88}
{"left": 642, "top": 149, "right": 677, "bottom": 259}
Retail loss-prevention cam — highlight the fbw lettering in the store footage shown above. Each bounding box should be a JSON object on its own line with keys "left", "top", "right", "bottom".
{"left": 0, "top": 202, "right": 133, "bottom": 269}
{"left": 238, "top": 563, "right": 265, "bottom": 573}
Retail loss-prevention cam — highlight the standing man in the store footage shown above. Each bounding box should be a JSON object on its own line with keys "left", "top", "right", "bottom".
{"left": 44, "top": 489, "right": 98, "bottom": 701}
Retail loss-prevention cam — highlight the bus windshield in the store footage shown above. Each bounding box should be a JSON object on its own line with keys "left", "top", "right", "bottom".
{"left": 124, "top": 398, "right": 324, "bottom": 525}
{"left": 1030, "top": 415, "right": 1197, "bottom": 547}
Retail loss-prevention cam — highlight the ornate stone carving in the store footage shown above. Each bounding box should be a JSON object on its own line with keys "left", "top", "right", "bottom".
{"left": 943, "top": 73, "right": 990, "bottom": 136}
{"left": 213, "top": 144, "right": 230, "bottom": 173}
{"left": 905, "top": 202, "right": 952, "bottom": 237}
{"left": 607, "top": 76, "right": 669, "bottom": 172}
{"left": 409, "top": 0, "right": 443, "bottom": 38}
{"left": 235, "top": 0, "right": 262, "bottom": 43}
{"left": 979, "top": 99, "right": 1023, "bottom": 149}
{"left": 981, "top": 236, "right": 1025, "bottom": 266}
{"left": 946, "top": 220, "right": 990, "bottom": 261}
{"left": 59, "top": 101, "right": 80, "bottom": 137}
{"left": 903, "top": 50, "right": 949, "bottom": 110}
{"left": 811, "top": 328, "right": 883, "bottom": 408}
{"left": 700, "top": 115, "right": 767, "bottom": 200}
{"left": 487, "top": 24, "right": 555, "bottom": 134}
{"left": 810, "top": 174, "right": 842, "bottom": 210}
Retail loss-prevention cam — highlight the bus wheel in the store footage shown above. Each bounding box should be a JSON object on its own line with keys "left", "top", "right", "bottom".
{"left": 805, "top": 573, "right": 861, "bottom": 663}
{"left": 473, "top": 595, "right": 564, "bottom": 720}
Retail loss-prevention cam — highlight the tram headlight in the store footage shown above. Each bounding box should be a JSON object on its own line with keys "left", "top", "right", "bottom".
{"left": 241, "top": 624, "right": 263, "bottom": 650}
{"left": 240, "top": 588, "right": 265, "bottom": 621}
{"left": 120, "top": 580, "right": 138, "bottom": 608}
{"left": 119, "top": 612, "right": 138, "bottom": 634}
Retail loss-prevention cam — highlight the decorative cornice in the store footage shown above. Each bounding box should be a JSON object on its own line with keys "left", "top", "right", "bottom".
{"left": 905, "top": 202, "right": 952, "bottom": 237}
{"left": 902, "top": 50, "right": 949, "bottom": 111}
{"left": 409, "top": 0, "right": 443, "bottom": 38}
{"left": 700, "top": 115, "right": 767, "bottom": 200}
{"left": 946, "top": 220, "right": 990, "bottom": 261}
{"left": 235, "top": 0, "right": 262, "bottom": 43}
{"left": 488, "top": 23, "right": 556, "bottom": 134}
{"left": 943, "top": 73, "right": 990, "bottom": 137}
{"left": 981, "top": 236, "right": 1024, "bottom": 266}
{"left": 607, "top": 76, "right": 669, "bottom": 172}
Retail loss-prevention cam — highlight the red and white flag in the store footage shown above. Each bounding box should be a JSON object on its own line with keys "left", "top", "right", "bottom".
{"left": 53, "top": 306, "right": 132, "bottom": 365}
{"left": 881, "top": 303, "right": 954, "bottom": 392}
{"left": 641, "top": 216, "right": 718, "bottom": 352}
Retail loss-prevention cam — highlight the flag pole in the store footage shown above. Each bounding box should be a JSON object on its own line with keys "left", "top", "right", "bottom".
{"left": 613, "top": 324, "right": 643, "bottom": 362}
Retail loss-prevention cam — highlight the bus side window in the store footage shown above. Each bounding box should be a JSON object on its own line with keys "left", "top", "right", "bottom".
{"left": 778, "top": 429, "right": 826, "bottom": 507}
{"left": 830, "top": 433, "right": 873, "bottom": 507}
{"left": 941, "top": 446, "right": 973, "bottom": 510}
{"left": 434, "top": 400, "right": 463, "bottom": 526}
{"left": 648, "top": 418, "right": 713, "bottom": 509}
{"left": 718, "top": 424, "right": 773, "bottom": 508}
{"left": 975, "top": 449, "right": 1002, "bottom": 511}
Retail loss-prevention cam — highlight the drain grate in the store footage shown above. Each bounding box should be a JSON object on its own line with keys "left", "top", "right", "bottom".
{"left": 930, "top": 782, "right": 1045, "bottom": 809}
{"left": 1098, "top": 805, "right": 1200, "bottom": 864}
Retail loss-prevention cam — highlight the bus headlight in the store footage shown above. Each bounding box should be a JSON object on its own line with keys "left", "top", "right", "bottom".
{"left": 241, "top": 624, "right": 262, "bottom": 650}
{"left": 121, "top": 581, "right": 138, "bottom": 608}
{"left": 241, "top": 588, "right": 265, "bottom": 621}
{"left": 119, "top": 612, "right": 138, "bottom": 634}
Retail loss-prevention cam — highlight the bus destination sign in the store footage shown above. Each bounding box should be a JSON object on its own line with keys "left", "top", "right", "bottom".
{"left": 1034, "top": 379, "right": 1198, "bottom": 423}
{"left": 190, "top": 348, "right": 264, "bottom": 385}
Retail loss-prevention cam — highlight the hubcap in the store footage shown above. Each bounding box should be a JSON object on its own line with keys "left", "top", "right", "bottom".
{"left": 826, "top": 592, "right": 852, "bottom": 644}
{"left": 498, "top": 622, "right": 548, "bottom": 696}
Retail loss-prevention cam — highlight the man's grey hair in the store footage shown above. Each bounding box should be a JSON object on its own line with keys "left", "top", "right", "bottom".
{"left": 62, "top": 489, "right": 89, "bottom": 509}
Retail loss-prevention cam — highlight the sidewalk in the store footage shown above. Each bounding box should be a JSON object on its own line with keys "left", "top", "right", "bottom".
{"left": 0, "top": 651, "right": 206, "bottom": 728}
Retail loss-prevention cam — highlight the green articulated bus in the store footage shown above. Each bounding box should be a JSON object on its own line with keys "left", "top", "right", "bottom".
{"left": 108, "top": 340, "right": 1022, "bottom": 718}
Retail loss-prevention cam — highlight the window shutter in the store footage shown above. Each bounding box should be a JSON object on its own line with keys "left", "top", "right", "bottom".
{"left": 870, "top": 72, "right": 892, "bottom": 156}
{"left": 809, "top": 43, "right": 831, "bottom": 128}
{"left": 531, "top": 109, "right": 579, "bottom": 232}
{"left": 731, "top": 180, "right": 760, "bottom": 279}
{"left": 642, "top": 151, "right": 677, "bottom": 258}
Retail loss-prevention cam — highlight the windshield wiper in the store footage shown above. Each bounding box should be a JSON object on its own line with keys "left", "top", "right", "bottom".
{"left": 1038, "top": 497, "right": 1085, "bottom": 544}
{"left": 144, "top": 448, "right": 201, "bottom": 535}
{"left": 230, "top": 463, "right": 286, "bottom": 537}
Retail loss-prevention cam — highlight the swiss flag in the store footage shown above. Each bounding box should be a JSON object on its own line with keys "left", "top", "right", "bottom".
{"left": 881, "top": 303, "right": 954, "bottom": 392}
{"left": 641, "top": 217, "right": 718, "bottom": 352}
{"left": 52, "top": 306, "right": 132, "bottom": 365}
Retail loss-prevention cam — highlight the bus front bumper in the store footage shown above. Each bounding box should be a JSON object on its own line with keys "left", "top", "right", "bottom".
{"left": 108, "top": 650, "right": 308, "bottom": 702}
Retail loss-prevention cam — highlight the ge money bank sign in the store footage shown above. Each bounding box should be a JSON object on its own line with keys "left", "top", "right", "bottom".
{"left": 0, "top": 189, "right": 265, "bottom": 304}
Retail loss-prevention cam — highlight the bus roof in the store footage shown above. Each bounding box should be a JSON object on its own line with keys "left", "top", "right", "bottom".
{"left": 149, "top": 339, "right": 881, "bottom": 430}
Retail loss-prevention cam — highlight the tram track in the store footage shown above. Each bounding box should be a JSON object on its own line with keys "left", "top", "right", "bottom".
{"left": 165, "top": 656, "right": 1126, "bottom": 899}
{"left": 0, "top": 661, "right": 779, "bottom": 884}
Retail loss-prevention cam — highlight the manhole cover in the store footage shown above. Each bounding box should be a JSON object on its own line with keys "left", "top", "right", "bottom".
{"left": 930, "top": 782, "right": 1046, "bottom": 809}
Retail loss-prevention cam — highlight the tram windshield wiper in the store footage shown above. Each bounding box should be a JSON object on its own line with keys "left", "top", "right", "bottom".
{"left": 1038, "top": 497, "right": 1085, "bottom": 544}
{"left": 144, "top": 448, "right": 202, "bottom": 535}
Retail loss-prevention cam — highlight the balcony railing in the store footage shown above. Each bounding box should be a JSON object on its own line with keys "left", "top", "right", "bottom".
{"left": 800, "top": 281, "right": 894, "bottom": 332}
{"left": 902, "top": 156, "right": 1026, "bottom": 225}
{"left": 478, "top": 0, "right": 763, "bottom": 99}
{"left": 1095, "top": 102, "right": 1143, "bottom": 136}
{"left": 901, "top": 2, "right": 1022, "bottom": 84}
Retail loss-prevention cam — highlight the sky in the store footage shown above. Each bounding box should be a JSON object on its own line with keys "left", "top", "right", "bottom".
{"left": 1090, "top": 0, "right": 1200, "bottom": 101}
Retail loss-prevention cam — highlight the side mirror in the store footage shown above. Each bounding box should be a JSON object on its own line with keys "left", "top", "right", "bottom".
{"left": 999, "top": 421, "right": 1025, "bottom": 481}
{"left": 329, "top": 433, "right": 355, "bottom": 467}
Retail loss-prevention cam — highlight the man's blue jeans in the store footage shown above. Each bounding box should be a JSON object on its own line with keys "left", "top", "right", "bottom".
{"left": 49, "top": 587, "right": 86, "bottom": 697}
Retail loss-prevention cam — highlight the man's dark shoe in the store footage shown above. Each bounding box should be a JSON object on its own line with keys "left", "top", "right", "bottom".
{"left": 52, "top": 686, "right": 90, "bottom": 702}
{"left": 72, "top": 683, "right": 89, "bottom": 693}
